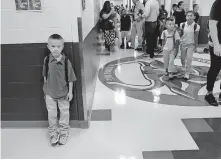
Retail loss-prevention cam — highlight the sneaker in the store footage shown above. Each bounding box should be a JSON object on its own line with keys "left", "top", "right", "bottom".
{"left": 135, "top": 47, "right": 143, "bottom": 51}
{"left": 58, "top": 133, "right": 69, "bottom": 145}
{"left": 184, "top": 74, "right": 190, "bottom": 81}
{"left": 143, "top": 53, "right": 149, "bottom": 57}
{"left": 50, "top": 133, "right": 60, "bottom": 146}
{"left": 169, "top": 73, "right": 174, "bottom": 80}
{"left": 205, "top": 94, "right": 219, "bottom": 106}
{"left": 120, "top": 44, "right": 124, "bottom": 49}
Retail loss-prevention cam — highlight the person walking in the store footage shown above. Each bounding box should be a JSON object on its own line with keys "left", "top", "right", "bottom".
{"left": 129, "top": 0, "right": 145, "bottom": 51}
{"left": 173, "top": 1, "right": 186, "bottom": 27}
{"left": 142, "top": 0, "right": 160, "bottom": 60}
{"left": 205, "top": 0, "right": 221, "bottom": 106}
{"left": 193, "top": 4, "right": 200, "bottom": 23}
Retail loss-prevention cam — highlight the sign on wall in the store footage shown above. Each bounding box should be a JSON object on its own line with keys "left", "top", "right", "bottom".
{"left": 15, "top": 0, "right": 42, "bottom": 11}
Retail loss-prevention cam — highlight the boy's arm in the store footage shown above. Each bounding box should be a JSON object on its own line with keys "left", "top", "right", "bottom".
{"left": 194, "top": 25, "right": 200, "bottom": 51}
{"left": 161, "top": 31, "right": 166, "bottom": 49}
{"left": 42, "top": 57, "right": 46, "bottom": 83}
{"left": 175, "top": 31, "right": 181, "bottom": 55}
{"left": 68, "top": 82, "right": 73, "bottom": 94}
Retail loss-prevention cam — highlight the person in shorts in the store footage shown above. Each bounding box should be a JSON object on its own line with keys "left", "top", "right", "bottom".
{"left": 120, "top": 8, "right": 132, "bottom": 49}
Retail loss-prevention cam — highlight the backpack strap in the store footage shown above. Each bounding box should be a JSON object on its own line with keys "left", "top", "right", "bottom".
{"left": 45, "top": 55, "right": 50, "bottom": 80}
{"left": 173, "top": 30, "right": 176, "bottom": 49}
{"left": 194, "top": 23, "right": 197, "bottom": 34}
{"left": 64, "top": 56, "right": 69, "bottom": 89}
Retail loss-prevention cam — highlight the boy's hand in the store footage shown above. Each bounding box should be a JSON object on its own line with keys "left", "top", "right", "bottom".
{"left": 66, "top": 92, "right": 73, "bottom": 101}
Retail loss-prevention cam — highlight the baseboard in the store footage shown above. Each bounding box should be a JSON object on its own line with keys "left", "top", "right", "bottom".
{"left": 1, "top": 120, "right": 89, "bottom": 129}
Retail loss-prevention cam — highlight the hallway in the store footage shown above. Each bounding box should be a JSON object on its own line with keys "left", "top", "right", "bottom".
{"left": 2, "top": 40, "right": 221, "bottom": 159}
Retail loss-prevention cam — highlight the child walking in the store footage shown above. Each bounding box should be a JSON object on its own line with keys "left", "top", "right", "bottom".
{"left": 42, "top": 34, "right": 77, "bottom": 146}
{"left": 180, "top": 10, "right": 200, "bottom": 80}
{"left": 161, "top": 17, "right": 180, "bottom": 79}
{"left": 120, "top": 8, "right": 131, "bottom": 49}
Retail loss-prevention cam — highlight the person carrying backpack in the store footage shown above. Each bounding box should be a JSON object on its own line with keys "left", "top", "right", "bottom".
{"left": 43, "top": 34, "right": 77, "bottom": 146}
{"left": 180, "top": 10, "right": 200, "bottom": 80}
{"left": 161, "top": 17, "right": 180, "bottom": 80}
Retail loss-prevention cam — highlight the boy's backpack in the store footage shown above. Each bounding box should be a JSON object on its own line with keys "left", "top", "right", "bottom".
{"left": 163, "top": 30, "right": 180, "bottom": 58}
{"left": 180, "top": 22, "right": 198, "bottom": 37}
{"left": 163, "top": 30, "right": 177, "bottom": 49}
{"left": 45, "top": 54, "right": 69, "bottom": 88}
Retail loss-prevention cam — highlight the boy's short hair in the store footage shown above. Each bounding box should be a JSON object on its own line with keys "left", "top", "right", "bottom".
{"left": 166, "top": 17, "right": 174, "bottom": 22}
{"left": 186, "top": 10, "right": 195, "bottom": 16}
{"left": 160, "top": 15, "right": 167, "bottom": 21}
{"left": 193, "top": 4, "right": 198, "bottom": 9}
{"left": 48, "top": 34, "right": 63, "bottom": 41}
{"left": 172, "top": 4, "right": 177, "bottom": 8}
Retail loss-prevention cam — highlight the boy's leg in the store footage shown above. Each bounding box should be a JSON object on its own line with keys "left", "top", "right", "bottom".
{"left": 163, "top": 50, "right": 170, "bottom": 71}
{"left": 57, "top": 98, "right": 70, "bottom": 145}
{"left": 185, "top": 44, "right": 194, "bottom": 75}
{"left": 120, "top": 31, "right": 125, "bottom": 48}
{"left": 136, "top": 21, "right": 144, "bottom": 49}
{"left": 130, "top": 22, "right": 137, "bottom": 48}
{"left": 180, "top": 44, "right": 187, "bottom": 69}
{"left": 168, "top": 50, "right": 177, "bottom": 73}
{"left": 45, "top": 95, "right": 59, "bottom": 145}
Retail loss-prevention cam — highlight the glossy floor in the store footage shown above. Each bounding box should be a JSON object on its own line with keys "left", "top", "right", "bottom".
{"left": 1, "top": 46, "right": 221, "bottom": 159}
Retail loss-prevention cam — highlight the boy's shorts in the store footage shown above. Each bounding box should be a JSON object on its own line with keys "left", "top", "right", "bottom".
{"left": 121, "top": 31, "right": 130, "bottom": 38}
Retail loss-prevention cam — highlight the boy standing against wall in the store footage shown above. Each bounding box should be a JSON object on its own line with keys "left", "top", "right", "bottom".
{"left": 180, "top": 11, "right": 200, "bottom": 80}
{"left": 43, "top": 34, "right": 77, "bottom": 146}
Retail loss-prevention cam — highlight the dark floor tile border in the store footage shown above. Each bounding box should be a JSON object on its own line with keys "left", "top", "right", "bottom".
{"left": 142, "top": 117, "right": 221, "bottom": 159}
{"left": 142, "top": 151, "right": 174, "bottom": 159}
{"left": 91, "top": 109, "right": 112, "bottom": 121}
{"left": 1, "top": 120, "right": 89, "bottom": 129}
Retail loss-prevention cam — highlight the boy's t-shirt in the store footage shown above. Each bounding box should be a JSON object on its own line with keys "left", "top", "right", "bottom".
{"left": 180, "top": 22, "right": 200, "bottom": 44}
{"left": 161, "top": 30, "right": 180, "bottom": 51}
{"left": 121, "top": 14, "right": 131, "bottom": 31}
{"left": 209, "top": 0, "right": 221, "bottom": 46}
{"left": 42, "top": 54, "right": 77, "bottom": 100}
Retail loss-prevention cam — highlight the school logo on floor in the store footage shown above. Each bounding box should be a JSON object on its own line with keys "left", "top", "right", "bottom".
{"left": 98, "top": 55, "right": 221, "bottom": 106}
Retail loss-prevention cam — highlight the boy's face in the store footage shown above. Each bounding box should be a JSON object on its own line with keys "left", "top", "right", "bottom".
{"left": 194, "top": 5, "right": 199, "bottom": 12}
{"left": 179, "top": 3, "right": 184, "bottom": 10}
{"left": 166, "top": 20, "right": 175, "bottom": 30}
{"left": 173, "top": 6, "right": 177, "bottom": 11}
{"left": 186, "top": 12, "right": 195, "bottom": 22}
{"left": 47, "top": 39, "right": 64, "bottom": 58}
{"left": 122, "top": 9, "right": 126, "bottom": 15}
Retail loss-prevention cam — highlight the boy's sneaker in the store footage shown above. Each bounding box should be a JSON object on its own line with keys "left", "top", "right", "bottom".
{"left": 205, "top": 94, "right": 219, "bottom": 106}
{"left": 58, "top": 133, "right": 69, "bottom": 145}
{"left": 169, "top": 73, "right": 174, "bottom": 80}
{"left": 184, "top": 74, "right": 190, "bottom": 81}
{"left": 50, "top": 133, "right": 60, "bottom": 146}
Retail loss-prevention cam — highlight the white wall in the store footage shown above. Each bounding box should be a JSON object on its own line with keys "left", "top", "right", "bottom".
{"left": 198, "top": 0, "right": 215, "bottom": 16}
{"left": 82, "top": 0, "right": 95, "bottom": 40}
{"left": 1, "top": 0, "right": 82, "bottom": 44}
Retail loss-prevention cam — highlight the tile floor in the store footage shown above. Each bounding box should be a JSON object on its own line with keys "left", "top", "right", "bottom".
{"left": 1, "top": 43, "right": 221, "bottom": 159}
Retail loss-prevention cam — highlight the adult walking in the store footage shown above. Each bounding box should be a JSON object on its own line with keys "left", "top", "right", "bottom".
{"left": 205, "top": 0, "right": 221, "bottom": 106}
{"left": 130, "top": 0, "right": 145, "bottom": 50}
{"left": 100, "top": 1, "right": 121, "bottom": 52}
{"left": 173, "top": 1, "right": 186, "bottom": 27}
{"left": 142, "top": 0, "right": 160, "bottom": 60}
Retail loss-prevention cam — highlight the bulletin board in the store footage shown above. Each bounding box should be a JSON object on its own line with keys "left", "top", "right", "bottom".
{"left": 15, "top": 0, "right": 42, "bottom": 11}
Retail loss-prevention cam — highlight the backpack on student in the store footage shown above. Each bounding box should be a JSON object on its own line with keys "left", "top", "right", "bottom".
{"left": 180, "top": 22, "right": 198, "bottom": 37}
{"left": 163, "top": 30, "right": 179, "bottom": 58}
{"left": 44, "top": 54, "right": 69, "bottom": 88}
